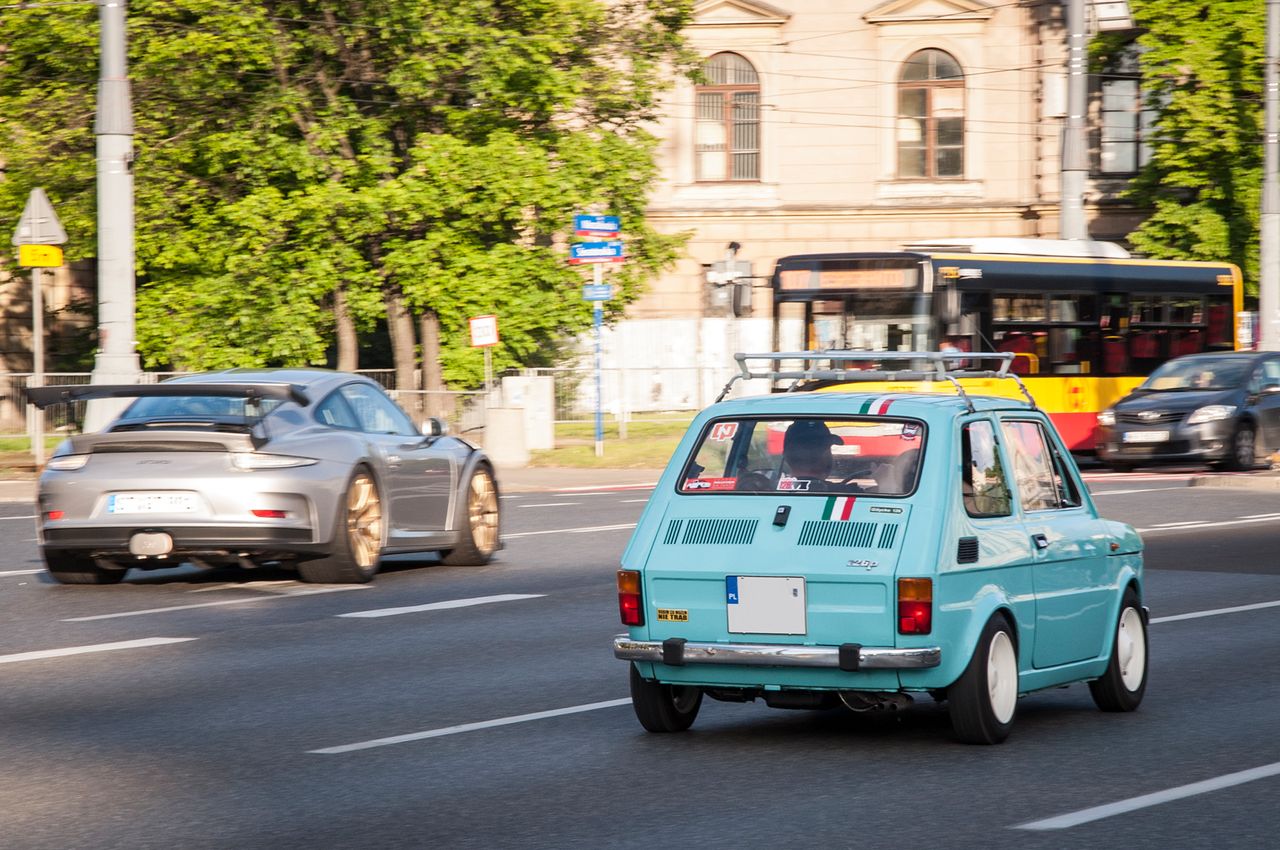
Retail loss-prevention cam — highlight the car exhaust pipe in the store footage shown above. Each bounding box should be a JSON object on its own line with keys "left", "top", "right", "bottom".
{"left": 839, "top": 691, "right": 914, "bottom": 713}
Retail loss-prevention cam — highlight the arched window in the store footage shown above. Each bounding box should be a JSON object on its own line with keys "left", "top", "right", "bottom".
{"left": 696, "top": 53, "right": 759, "bottom": 181}
{"left": 897, "top": 49, "right": 964, "bottom": 179}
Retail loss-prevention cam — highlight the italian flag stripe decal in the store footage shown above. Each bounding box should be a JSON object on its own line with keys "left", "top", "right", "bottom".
{"left": 823, "top": 496, "right": 856, "bottom": 521}
{"left": 856, "top": 397, "right": 895, "bottom": 415}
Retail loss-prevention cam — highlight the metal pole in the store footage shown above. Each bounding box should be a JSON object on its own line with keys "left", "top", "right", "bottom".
{"left": 31, "top": 267, "right": 45, "bottom": 468}
{"left": 87, "top": 0, "right": 141, "bottom": 431}
{"left": 1060, "top": 0, "right": 1089, "bottom": 240}
{"left": 1262, "top": 0, "right": 1280, "bottom": 350}
{"left": 594, "top": 263, "right": 604, "bottom": 458}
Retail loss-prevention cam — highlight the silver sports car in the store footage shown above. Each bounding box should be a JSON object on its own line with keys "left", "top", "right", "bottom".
{"left": 26, "top": 369, "right": 501, "bottom": 585}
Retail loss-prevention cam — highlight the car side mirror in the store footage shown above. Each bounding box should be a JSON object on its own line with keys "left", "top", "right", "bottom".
{"left": 421, "top": 417, "right": 450, "bottom": 438}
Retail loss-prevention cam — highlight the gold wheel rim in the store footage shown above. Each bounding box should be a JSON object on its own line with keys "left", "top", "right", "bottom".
{"left": 469, "top": 471, "right": 499, "bottom": 554}
{"left": 347, "top": 473, "right": 383, "bottom": 569}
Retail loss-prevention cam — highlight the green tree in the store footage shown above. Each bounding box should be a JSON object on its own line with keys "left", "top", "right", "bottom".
{"left": 0, "top": 0, "right": 694, "bottom": 395}
{"left": 1106, "top": 1, "right": 1265, "bottom": 292}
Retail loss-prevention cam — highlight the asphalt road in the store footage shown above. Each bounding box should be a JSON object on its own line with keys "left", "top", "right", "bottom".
{"left": 1, "top": 472, "right": 1279, "bottom": 850}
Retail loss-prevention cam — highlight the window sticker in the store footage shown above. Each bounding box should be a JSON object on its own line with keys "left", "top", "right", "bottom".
{"left": 683, "top": 477, "right": 738, "bottom": 491}
{"left": 902, "top": 422, "right": 921, "bottom": 441}
{"left": 709, "top": 422, "right": 739, "bottom": 442}
{"left": 776, "top": 476, "right": 810, "bottom": 491}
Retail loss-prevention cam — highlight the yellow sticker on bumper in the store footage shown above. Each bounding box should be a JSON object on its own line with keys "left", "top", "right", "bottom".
{"left": 656, "top": 608, "right": 689, "bottom": 622}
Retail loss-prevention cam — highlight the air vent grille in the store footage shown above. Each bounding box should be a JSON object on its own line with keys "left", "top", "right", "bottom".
{"left": 678, "top": 519, "right": 758, "bottom": 546}
{"left": 957, "top": 536, "right": 980, "bottom": 564}
{"left": 797, "top": 521, "right": 896, "bottom": 548}
{"left": 663, "top": 520, "right": 684, "bottom": 545}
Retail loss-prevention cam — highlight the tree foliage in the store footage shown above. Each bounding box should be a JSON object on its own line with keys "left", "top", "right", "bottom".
{"left": 0, "top": 0, "right": 695, "bottom": 383}
{"left": 1104, "top": 1, "right": 1265, "bottom": 292}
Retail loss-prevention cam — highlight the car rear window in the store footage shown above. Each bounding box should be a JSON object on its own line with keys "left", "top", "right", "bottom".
{"left": 679, "top": 417, "right": 924, "bottom": 496}
{"left": 123, "top": 395, "right": 284, "bottom": 419}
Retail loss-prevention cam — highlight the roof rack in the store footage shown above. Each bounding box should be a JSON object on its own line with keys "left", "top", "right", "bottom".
{"left": 715, "top": 350, "right": 1037, "bottom": 412}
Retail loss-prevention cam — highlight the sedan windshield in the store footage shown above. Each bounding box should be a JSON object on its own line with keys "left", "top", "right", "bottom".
{"left": 680, "top": 417, "right": 924, "bottom": 496}
{"left": 1139, "top": 358, "right": 1251, "bottom": 392}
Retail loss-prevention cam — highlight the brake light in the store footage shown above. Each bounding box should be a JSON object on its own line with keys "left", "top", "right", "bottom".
{"left": 897, "top": 577, "right": 933, "bottom": 634}
{"left": 251, "top": 509, "right": 289, "bottom": 519}
{"left": 617, "top": 569, "right": 645, "bottom": 627}
{"left": 46, "top": 510, "right": 64, "bottom": 521}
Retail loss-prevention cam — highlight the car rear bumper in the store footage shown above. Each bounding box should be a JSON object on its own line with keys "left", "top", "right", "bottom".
{"left": 42, "top": 524, "right": 323, "bottom": 555}
{"left": 613, "top": 635, "right": 940, "bottom": 671}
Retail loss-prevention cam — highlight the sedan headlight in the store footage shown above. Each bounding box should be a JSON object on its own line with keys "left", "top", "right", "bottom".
{"left": 1097, "top": 409, "right": 1116, "bottom": 427}
{"left": 230, "top": 452, "right": 318, "bottom": 470}
{"left": 1186, "top": 404, "right": 1237, "bottom": 425}
{"left": 45, "top": 454, "right": 89, "bottom": 471}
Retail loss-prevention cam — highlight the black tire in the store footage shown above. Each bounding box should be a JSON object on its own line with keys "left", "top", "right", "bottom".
{"left": 441, "top": 465, "right": 500, "bottom": 566}
{"left": 44, "top": 549, "right": 127, "bottom": 585}
{"left": 297, "top": 468, "right": 383, "bottom": 584}
{"left": 948, "top": 614, "right": 1019, "bottom": 745}
{"left": 1225, "top": 423, "right": 1257, "bottom": 471}
{"left": 1089, "top": 589, "right": 1148, "bottom": 712}
{"left": 629, "top": 664, "right": 703, "bottom": 733}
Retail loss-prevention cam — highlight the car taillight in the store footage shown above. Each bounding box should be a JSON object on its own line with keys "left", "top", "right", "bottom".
{"left": 251, "top": 509, "right": 289, "bottom": 519}
{"left": 898, "top": 577, "right": 932, "bottom": 635}
{"left": 617, "top": 569, "right": 644, "bottom": 627}
{"left": 46, "top": 510, "right": 64, "bottom": 521}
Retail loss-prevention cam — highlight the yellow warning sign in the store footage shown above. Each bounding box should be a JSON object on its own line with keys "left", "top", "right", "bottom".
{"left": 17, "top": 244, "right": 63, "bottom": 268}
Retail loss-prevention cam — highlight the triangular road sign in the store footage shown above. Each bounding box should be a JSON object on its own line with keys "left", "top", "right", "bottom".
{"left": 12, "top": 187, "right": 68, "bottom": 246}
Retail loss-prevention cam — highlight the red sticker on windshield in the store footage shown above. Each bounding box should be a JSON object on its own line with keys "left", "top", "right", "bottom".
{"left": 709, "top": 422, "right": 739, "bottom": 441}
{"left": 683, "top": 477, "right": 738, "bottom": 491}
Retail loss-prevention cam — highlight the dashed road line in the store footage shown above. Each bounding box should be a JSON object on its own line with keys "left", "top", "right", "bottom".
{"left": 0, "top": 515, "right": 36, "bottom": 521}
{"left": 309, "top": 698, "right": 631, "bottom": 754}
{"left": 504, "top": 523, "right": 637, "bottom": 539}
{"left": 0, "top": 568, "right": 44, "bottom": 577}
{"left": 1151, "top": 599, "right": 1280, "bottom": 624}
{"left": 0, "top": 637, "right": 197, "bottom": 665}
{"left": 1137, "top": 515, "right": 1280, "bottom": 534}
{"left": 61, "top": 585, "right": 371, "bottom": 621}
{"left": 519, "top": 502, "right": 580, "bottom": 508}
{"left": 337, "top": 594, "right": 543, "bottom": 619}
{"left": 1014, "top": 761, "right": 1280, "bottom": 831}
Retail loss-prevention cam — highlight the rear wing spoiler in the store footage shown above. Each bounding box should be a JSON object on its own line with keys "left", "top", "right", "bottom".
{"left": 717, "top": 351, "right": 1036, "bottom": 411}
{"left": 24, "top": 382, "right": 311, "bottom": 410}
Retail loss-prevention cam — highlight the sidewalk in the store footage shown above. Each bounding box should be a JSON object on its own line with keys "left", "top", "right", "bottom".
{"left": 0, "top": 468, "right": 663, "bottom": 502}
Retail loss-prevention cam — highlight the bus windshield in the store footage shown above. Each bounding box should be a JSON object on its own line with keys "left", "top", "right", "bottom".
{"left": 811, "top": 294, "right": 924, "bottom": 351}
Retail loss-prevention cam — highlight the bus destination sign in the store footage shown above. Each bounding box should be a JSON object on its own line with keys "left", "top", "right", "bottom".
{"left": 778, "top": 266, "right": 917, "bottom": 292}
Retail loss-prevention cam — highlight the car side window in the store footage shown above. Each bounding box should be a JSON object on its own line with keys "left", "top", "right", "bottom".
{"left": 339, "top": 384, "right": 418, "bottom": 436}
{"left": 1000, "top": 420, "right": 1081, "bottom": 512}
{"left": 314, "top": 391, "right": 361, "bottom": 430}
{"left": 1261, "top": 359, "right": 1280, "bottom": 390}
{"left": 961, "top": 419, "right": 1012, "bottom": 518}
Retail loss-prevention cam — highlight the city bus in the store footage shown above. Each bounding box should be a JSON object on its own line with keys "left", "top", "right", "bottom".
{"left": 768, "top": 238, "right": 1246, "bottom": 451}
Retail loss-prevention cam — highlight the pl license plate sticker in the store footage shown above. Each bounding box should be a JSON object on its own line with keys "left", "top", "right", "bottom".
{"left": 683, "top": 477, "right": 738, "bottom": 491}
{"left": 709, "top": 422, "right": 739, "bottom": 441}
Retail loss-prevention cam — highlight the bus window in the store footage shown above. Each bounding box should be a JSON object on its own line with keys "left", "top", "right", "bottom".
{"left": 1207, "top": 297, "right": 1233, "bottom": 347}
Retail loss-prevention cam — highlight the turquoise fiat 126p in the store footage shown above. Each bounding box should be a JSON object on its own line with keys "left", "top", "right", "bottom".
{"left": 613, "top": 352, "right": 1148, "bottom": 744}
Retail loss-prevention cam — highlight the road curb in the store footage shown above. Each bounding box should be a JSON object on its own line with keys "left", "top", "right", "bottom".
{"left": 1189, "top": 472, "right": 1280, "bottom": 491}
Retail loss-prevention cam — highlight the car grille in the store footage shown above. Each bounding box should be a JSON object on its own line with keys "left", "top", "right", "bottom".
{"left": 1116, "top": 411, "right": 1185, "bottom": 425}
{"left": 797, "top": 521, "right": 899, "bottom": 549}
{"left": 664, "top": 518, "right": 759, "bottom": 546}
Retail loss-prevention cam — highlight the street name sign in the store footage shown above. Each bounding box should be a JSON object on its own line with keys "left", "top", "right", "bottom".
{"left": 574, "top": 214, "right": 621, "bottom": 238}
{"left": 468, "top": 314, "right": 500, "bottom": 347}
{"left": 582, "top": 283, "right": 612, "bottom": 301}
{"left": 569, "top": 241, "right": 625, "bottom": 265}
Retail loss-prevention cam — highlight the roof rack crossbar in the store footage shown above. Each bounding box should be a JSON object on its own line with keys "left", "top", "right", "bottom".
{"left": 714, "top": 351, "right": 1037, "bottom": 409}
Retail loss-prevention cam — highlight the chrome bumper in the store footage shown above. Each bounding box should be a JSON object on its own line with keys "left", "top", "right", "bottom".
{"left": 613, "top": 635, "right": 940, "bottom": 670}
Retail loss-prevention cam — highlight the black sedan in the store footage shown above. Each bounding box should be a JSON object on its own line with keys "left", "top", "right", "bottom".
{"left": 1096, "top": 352, "right": 1280, "bottom": 472}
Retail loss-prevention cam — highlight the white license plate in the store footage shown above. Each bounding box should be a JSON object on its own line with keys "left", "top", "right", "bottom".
{"left": 1122, "top": 430, "right": 1169, "bottom": 444}
{"left": 107, "top": 492, "right": 198, "bottom": 514}
{"left": 726, "top": 575, "right": 806, "bottom": 635}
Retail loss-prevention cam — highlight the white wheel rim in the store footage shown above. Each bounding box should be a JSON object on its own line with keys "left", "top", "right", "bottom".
{"left": 468, "top": 472, "right": 500, "bottom": 555}
{"left": 347, "top": 474, "right": 383, "bottom": 569}
{"left": 1117, "top": 607, "right": 1147, "bottom": 691}
{"left": 987, "top": 630, "right": 1018, "bottom": 724}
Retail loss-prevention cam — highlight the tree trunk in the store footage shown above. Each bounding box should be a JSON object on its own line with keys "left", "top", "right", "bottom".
{"left": 333, "top": 285, "right": 359, "bottom": 372}
{"left": 418, "top": 308, "right": 454, "bottom": 421}
{"left": 384, "top": 287, "right": 422, "bottom": 418}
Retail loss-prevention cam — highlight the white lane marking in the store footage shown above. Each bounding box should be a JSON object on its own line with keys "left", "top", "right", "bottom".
{"left": 546, "top": 483, "right": 656, "bottom": 493}
{"left": 0, "top": 515, "right": 37, "bottom": 521}
{"left": 1089, "top": 488, "right": 1185, "bottom": 496}
{"left": 61, "top": 585, "right": 370, "bottom": 621}
{"left": 621, "top": 498, "right": 649, "bottom": 503}
{"left": 1137, "top": 515, "right": 1280, "bottom": 535}
{"left": 1152, "top": 599, "right": 1280, "bottom": 624}
{"left": 0, "top": 637, "right": 196, "bottom": 665}
{"left": 0, "top": 568, "right": 44, "bottom": 577}
{"left": 504, "top": 523, "right": 637, "bottom": 539}
{"left": 519, "top": 502, "right": 579, "bottom": 508}
{"left": 1150, "top": 520, "right": 1209, "bottom": 528}
{"left": 1013, "top": 761, "right": 1280, "bottom": 831}
{"left": 310, "top": 698, "right": 631, "bottom": 754}
{"left": 337, "top": 594, "right": 544, "bottom": 619}
{"left": 1242, "top": 512, "right": 1280, "bottom": 519}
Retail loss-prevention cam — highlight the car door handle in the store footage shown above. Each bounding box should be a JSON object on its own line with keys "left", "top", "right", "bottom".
{"left": 1031, "top": 533, "right": 1049, "bottom": 550}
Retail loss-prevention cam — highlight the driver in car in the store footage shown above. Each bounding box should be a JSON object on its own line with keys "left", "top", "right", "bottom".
{"left": 781, "top": 420, "right": 843, "bottom": 491}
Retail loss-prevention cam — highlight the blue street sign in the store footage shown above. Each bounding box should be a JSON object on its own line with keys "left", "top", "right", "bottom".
{"left": 582, "top": 283, "right": 612, "bottom": 301}
{"left": 574, "top": 214, "right": 621, "bottom": 238}
{"left": 569, "top": 240, "right": 625, "bottom": 264}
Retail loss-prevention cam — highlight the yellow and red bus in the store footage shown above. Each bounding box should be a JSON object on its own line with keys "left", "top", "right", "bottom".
{"left": 769, "top": 239, "right": 1245, "bottom": 451}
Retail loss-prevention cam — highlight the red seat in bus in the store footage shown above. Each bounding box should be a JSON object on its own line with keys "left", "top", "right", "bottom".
{"left": 1171, "top": 330, "right": 1203, "bottom": 357}
{"left": 1129, "top": 331, "right": 1160, "bottom": 359}
{"left": 1102, "top": 336, "right": 1128, "bottom": 374}
{"left": 996, "top": 333, "right": 1035, "bottom": 375}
